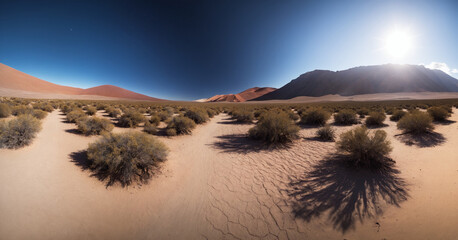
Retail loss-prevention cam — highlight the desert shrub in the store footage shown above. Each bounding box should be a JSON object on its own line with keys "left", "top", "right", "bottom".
{"left": 356, "top": 108, "right": 370, "bottom": 117}
{"left": 166, "top": 116, "right": 196, "bottom": 135}
{"left": 300, "top": 109, "right": 330, "bottom": 125}
{"left": 427, "top": 106, "right": 451, "bottom": 121}
{"left": 232, "top": 110, "right": 254, "bottom": 123}
{"left": 144, "top": 122, "right": 157, "bottom": 135}
{"left": 157, "top": 111, "right": 171, "bottom": 121}
{"left": 0, "top": 103, "right": 11, "bottom": 118}
{"left": 390, "top": 110, "right": 407, "bottom": 122}
{"left": 85, "top": 106, "right": 97, "bottom": 116}
{"left": 207, "top": 108, "right": 217, "bottom": 118}
{"left": 384, "top": 107, "right": 395, "bottom": 115}
{"left": 61, "top": 104, "right": 77, "bottom": 114}
{"left": 12, "top": 105, "right": 34, "bottom": 116}
{"left": 397, "top": 111, "right": 433, "bottom": 134}
{"left": 32, "top": 110, "right": 48, "bottom": 120}
{"left": 249, "top": 111, "right": 299, "bottom": 143}
{"left": 365, "top": 112, "right": 386, "bottom": 126}
{"left": 337, "top": 126, "right": 392, "bottom": 168}
{"left": 166, "top": 128, "right": 177, "bottom": 136}
{"left": 0, "top": 114, "right": 42, "bottom": 149}
{"left": 77, "top": 117, "right": 114, "bottom": 135}
{"left": 288, "top": 111, "right": 300, "bottom": 121}
{"left": 118, "top": 110, "right": 146, "bottom": 128}
{"left": 106, "top": 107, "right": 121, "bottom": 118}
{"left": 67, "top": 109, "right": 87, "bottom": 123}
{"left": 86, "top": 132, "right": 168, "bottom": 186}
{"left": 316, "top": 125, "right": 335, "bottom": 141}
{"left": 149, "top": 115, "right": 161, "bottom": 126}
{"left": 334, "top": 110, "right": 357, "bottom": 125}
{"left": 184, "top": 108, "right": 209, "bottom": 124}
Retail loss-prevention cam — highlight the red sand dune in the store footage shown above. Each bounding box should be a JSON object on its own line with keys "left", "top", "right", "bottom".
{"left": 205, "top": 87, "right": 276, "bottom": 102}
{"left": 0, "top": 63, "right": 165, "bottom": 101}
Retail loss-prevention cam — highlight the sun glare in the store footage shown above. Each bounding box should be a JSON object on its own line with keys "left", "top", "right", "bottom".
{"left": 384, "top": 29, "right": 413, "bottom": 58}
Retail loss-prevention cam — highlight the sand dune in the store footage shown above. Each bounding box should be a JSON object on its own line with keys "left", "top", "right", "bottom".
{"left": 0, "top": 63, "right": 165, "bottom": 101}
{"left": 1, "top": 110, "right": 458, "bottom": 239}
{"left": 205, "top": 87, "right": 276, "bottom": 102}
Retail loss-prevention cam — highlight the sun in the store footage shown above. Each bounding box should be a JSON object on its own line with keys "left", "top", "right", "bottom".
{"left": 384, "top": 29, "right": 413, "bottom": 58}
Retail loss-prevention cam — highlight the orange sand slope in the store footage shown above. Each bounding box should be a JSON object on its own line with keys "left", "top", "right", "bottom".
{"left": 205, "top": 87, "right": 276, "bottom": 102}
{"left": 0, "top": 63, "right": 165, "bottom": 101}
{"left": 1, "top": 109, "right": 458, "bottom": 239}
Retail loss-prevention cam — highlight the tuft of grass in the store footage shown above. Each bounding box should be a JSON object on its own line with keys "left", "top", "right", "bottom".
{"left": 67, "top": 109, "right": 87, "bottom": 123}
{"left": 232, "top": 110, "right": 254, "bottom": 123}
{"left": 184, "top": 108, "right": 209, "bottom": 124}
{"left": 337, "top": 126, "right": 392, "bottom": 168}
{"left": 118, "top": 110, "right": 146, "bottom": 128}
{"left": 249, "top": 111, "right": 299, "bottom": 143}
{"left": 144, "top": 121, "right": 158, "bottom": 135}
{"left": 85, "top": 106, "right": 97, "bottom": 116}
{"left": 86, "top": 132, "right": 168, "bottom": 186}
{"left": 390, "top": 110, "right": 407, "bottom": 122}
{"left": 316, "top": 125, "right": 335, "bottom": 141}
{"left": 0, "top": 114, "right": 42, "bottom": 149}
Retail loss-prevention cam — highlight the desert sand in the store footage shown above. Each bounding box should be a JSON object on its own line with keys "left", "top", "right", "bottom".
{"left": 1, "top": 109, "right": 458, "bottom": 239}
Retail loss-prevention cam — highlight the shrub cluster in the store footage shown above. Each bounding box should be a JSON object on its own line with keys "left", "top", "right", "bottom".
{"left": 333, "top": 110, "right": 358, "bottom": 125}
{"left": 427, "top": 106, "right": 451, "bottom": 121}
{"left": 337, "top": 126, "right": 392, "bottom": 168}
{"left": 0, "top": 114, "right": 42, "bottom": 149}
{"left": 184, "top": 109, "right": 209, "bottom": 124}
{"left": 118, "top": 110, "right": 146, "bottom": 128}
{"left": 397, "top": 111, "right": 434, "bottom": 134}
{"left": 166, "top": 116, "right": 196, "bottom": 136}
{"left": 365, "top": 112, "right": 386, "bottom": 126}
{"left": 85, "top": 106, "right": 97, "bottom": 116}
{"left": 86, "top": 132, "right": 168, "bottom": 186}
{"left": 77, "top": 117, "right": 114, "bottom": 135}
{"left": 300, "top": 109, "right": 330, "bottom": 125}
{"left": 390, "top": 110, "right": 407, "bottom": 122}
{"left": 231, "top": 110, "right": 254, "bottom": 123}
{"left": 144, "top": 122, "right": 158, "bottom": 135}
{"left": 67, "top": 109, "right": 87, "bottom": 123}
{"left": 249, "top": 111, "right": 299, "bottom": 143}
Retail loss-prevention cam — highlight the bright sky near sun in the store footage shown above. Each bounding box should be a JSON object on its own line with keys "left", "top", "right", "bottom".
{"left": 0, "top": 0, "right": 457, "bottom": 100}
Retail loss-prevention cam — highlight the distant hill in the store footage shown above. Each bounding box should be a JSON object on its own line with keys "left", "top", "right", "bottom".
{"left": 0, "top": 63, "right": 165, "bottom": 101}
{"left": 204, "top": 87, "right": 276, "bottom": 102}
{"left": 254, "top": 64, "right": 458, "bottom": 101}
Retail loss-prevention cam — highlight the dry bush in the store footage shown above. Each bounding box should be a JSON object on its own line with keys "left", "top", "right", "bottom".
{"left": 118, "top": 110, "right": 146, "bottom": 128}
{"left": 149, "top": 115, "right": 161, "bottom": 126}
{"left": 67, "top": 109, "right": 87, "bottom": 123}
{"left": 166, "top": 116, "right": 196, "bottom": 135}
{"left": 232, "top": 110, "right": 254, "bottom": 123}
{"left": 207, "top": 108, "right": 218, "bottom": 118}
{"left": 300, "top": 109, "right": 330, "bottom": 125}
{"left": 0, "top": 114, "right": 42, "bottom": 149}
{"left": 32, "top": 110, "right": 48, "bottom": 120}
{"left": 157, "top": 111, "right": 171, "bottom": 121}
{"left": 166, "top": 128, "right": 177, "bottom": 136}
{"left": 316, "top": 125, "right": 335, "bottom": 141}
{"left": 85, "top": 106, "right": 97, "bottom": 116}
{"left": 106, "top": 107, "right": 121, "bottom": 118}
{"left": 0, "top": 103, "right": 11, "bottom": 118}
{"left": 356, "top": 108, "right": 370, "bottom": 117}
{"left": 397, "top": 111, "right": 433, "bottom": 134}
{"left": 333, "top": 110, "right": 358, "bottom": 125}
{"left": 77, "top": 117, "right": 114, "bottom": 135}
{"left": 249, "top": 111, "right": 299, "bottom": 143}
{"left": 337, "top": 126, "right": 392, "bottom": 168}
{"left": 390, "top": 110, "right": 407, "bottom": 122}
{"left": 12, "top": 105, "right": 34, "bottom": 116}
{"left": 87, "top": 132, "right": 168, "bottom": 186}
{"left": 144, "top": 121, "right": 158, "bottom": 135}
{"left": 365, "top": 112, "right": 386, "bottom": 126}
{"left": 184, "top": 108, "right": 209, "bottom": 124}
{"left": 427, "top": 106, "right": 451, "bottom": 121}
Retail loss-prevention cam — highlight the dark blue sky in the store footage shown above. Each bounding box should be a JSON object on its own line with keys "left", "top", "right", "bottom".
{"left": 1, "top": 0, "right": 457, "bottom": 100}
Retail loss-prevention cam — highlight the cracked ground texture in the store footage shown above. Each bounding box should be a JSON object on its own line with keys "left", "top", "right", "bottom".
{"left": 1, "top": 111, "right": 458, "bottom": 239}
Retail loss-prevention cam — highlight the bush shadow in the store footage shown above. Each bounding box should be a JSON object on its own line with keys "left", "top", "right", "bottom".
{"left": 287, "top": 155, "right": 409, "bottom": 233}
{"left": 433, "top": 119, "right": 456, "bottom": 125}
{"left": 365, "top": 123, "right": 389, "bottom": 129}
{"left": 303, "top": 136, "right": 335, "bottom": 142}
{"left": 395, "top": 131, "right": 446, "bottom": 147}
{"left": 209, "top": 134, "right": 292, "bottom": 153}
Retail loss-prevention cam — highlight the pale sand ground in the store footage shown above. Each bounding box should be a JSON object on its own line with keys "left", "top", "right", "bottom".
{"left": 0, "top": 88, "right": 127, "bottom": 101}
{"left": 1, "top": 109, "right": 458, "bottom": 239}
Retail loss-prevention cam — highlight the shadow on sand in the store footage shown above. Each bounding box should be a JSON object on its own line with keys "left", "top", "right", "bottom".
{"left": 395, "top": 131, "right": 446, "bottom": 148}
{"left": 69, "top": 151, "right": 112, "bottom": 187}
{"left": 209, "top": 134, "right": 292, "bottom": 153}
{"left": 287, "top": 155, "right": 409, "bottom": 233}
